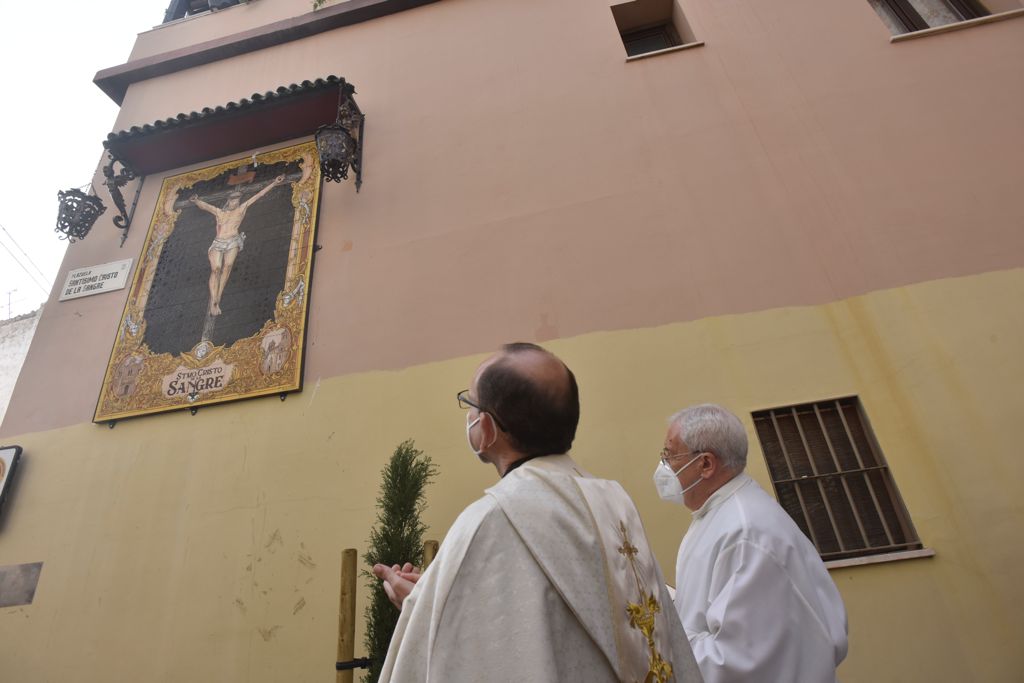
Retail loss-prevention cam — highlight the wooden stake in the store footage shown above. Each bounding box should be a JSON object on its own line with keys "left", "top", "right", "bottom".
{"left": 423, "top": 540, "right": 439, "bottom": 569}
{"left": 337, "top": 549, "right": 357, "bottom": 683}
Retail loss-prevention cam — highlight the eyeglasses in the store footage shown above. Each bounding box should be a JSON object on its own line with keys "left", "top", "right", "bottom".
{"left": 457, "top": 389, "right": 508, "bottom": 432}
{"left": 660, "top": 447, "right": 707, "bottom": 470}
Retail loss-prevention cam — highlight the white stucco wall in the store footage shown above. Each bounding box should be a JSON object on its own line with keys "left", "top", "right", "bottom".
{"left": 0, "top": 308, "right": 42, "bottom": 428}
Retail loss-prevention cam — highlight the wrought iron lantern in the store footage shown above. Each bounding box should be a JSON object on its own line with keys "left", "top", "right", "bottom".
{"left": 55, "top": 187, "right": 106, "bottom": 243}
{"left": 315, "top": 121, "right": 356, "bottom": 182}
{"left": 315, "top": 83, "right": 364, "bottom": 190}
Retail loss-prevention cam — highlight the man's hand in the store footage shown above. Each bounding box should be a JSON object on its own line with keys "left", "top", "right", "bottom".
{"left": 372, "top": 562, "right": 422, "bottom": 610}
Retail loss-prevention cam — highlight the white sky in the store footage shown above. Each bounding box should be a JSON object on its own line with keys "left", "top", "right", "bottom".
{"left": 0, "top": 1, "right": 168, "bottom": 319}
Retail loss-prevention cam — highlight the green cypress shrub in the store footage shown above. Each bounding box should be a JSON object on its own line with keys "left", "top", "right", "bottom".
{"left": 362, "top": 440, "right": 438, "bottom": 683}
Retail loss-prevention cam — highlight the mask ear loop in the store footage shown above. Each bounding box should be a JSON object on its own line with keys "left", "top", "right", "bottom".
{"left": 675, "top": 452, "right": 707, "bottom": 495}
{"left": 480, "top": 412, "right": 499, "bottom": 452}
{"left": 466, "top": 414, "right": 483, "bottom": 456}
{"left": 667, "top": 451, "right": 704, "bottom": 476}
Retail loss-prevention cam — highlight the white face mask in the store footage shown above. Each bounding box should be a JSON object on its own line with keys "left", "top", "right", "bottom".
{"left": 466, "top": 413, "right": 484, "bottom": 457}
{"left": 653, "top": 454, "right": 704, "bottom": 503}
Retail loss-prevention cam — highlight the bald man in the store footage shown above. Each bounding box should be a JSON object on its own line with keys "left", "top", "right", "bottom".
{"left": 374, "top": 343, "right": 702, "bottom": 683}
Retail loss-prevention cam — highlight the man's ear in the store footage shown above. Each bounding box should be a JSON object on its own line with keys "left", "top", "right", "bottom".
{"left": 701, "top": 452, "right": 717, "bottom": 477}
{"left": 481, "top": 413, "right": 499, "bottom": 448}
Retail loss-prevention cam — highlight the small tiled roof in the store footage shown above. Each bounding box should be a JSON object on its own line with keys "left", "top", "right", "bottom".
{"left": 104, "top": 76, "right": 352, "bottom": 147}
{"left": 100, "top": 75, "right": 353, "bottom": 176}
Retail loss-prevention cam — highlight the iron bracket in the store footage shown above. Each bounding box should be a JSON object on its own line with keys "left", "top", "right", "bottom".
{"left": 342, "top": 93, "right": 365, "bottom": 192}
{"left": 102, "top": 152, "right": 144, "bottom": 247}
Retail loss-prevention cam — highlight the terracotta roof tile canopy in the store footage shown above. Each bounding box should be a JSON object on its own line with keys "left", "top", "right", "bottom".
{"left": 103, "top": 76, "right": 351, "bottom": 175}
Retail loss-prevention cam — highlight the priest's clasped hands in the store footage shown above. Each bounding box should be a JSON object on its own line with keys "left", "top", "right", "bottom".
{"left": 372, "top": 562, "right": 422, "bottom": 609}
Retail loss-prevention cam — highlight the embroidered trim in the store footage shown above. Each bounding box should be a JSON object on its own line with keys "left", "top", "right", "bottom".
{"left": 618, "top": 521, "right": 673, "bottom": 683}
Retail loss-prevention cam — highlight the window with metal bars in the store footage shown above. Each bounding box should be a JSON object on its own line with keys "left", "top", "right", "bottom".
{"left": 621, "top": 24, "right": 683, "bottom": 57}
{"left": 867, "top": 0, "right": 990, "bottom": 34}
{"left": 162, "top": 0, "right": 241, "bottom": 24}
{"left": 611, "top": 0, "right": 698, "bottom": 58}
{"left": 752, "top": 397, "right": 922, "bottom": 562}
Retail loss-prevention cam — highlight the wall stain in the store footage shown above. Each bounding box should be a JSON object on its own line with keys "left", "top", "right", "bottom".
{"left": 234, "top": 598, "right": 247, "bottom": 614}
{"left": 306, "top": 377, "right": 321, "bottom": 407}
{"left": 298, "top": 547, "right": 316, "bottom": 569}
{"left": 292, "top": 597, "right": 306, "bottom": 615}
{"left": 265, "top": 529, "right": 283, "bottom": 553}
{"left": 535, "top": 312, "right": 558, "bottom": 342}
{"left": 258, "top": 625, "right": 282, "bottom": 641}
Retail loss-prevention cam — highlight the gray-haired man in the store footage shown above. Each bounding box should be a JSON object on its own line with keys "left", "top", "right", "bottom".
{"left": 654, "top": 404, "right": 848, "bottom": 682}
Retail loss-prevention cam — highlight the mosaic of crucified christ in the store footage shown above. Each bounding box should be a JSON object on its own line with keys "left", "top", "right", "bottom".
{"left": 94, "top": 141, "right": 322, "bottom": 423}
{"left": 191, "top": 174, "right": 285, "bottom": 317}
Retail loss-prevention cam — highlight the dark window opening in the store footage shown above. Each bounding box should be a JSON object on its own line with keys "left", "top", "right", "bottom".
{"left": 621, "top": 23, "right": 682, "bottom": 57}
{"left": 752, "top": 397, "right": 923, "bottom": 562}
{"left": 163, "top": 0, "right": 242, "bottom": 24}
{"left": 612, "top": 0, "right": 697, "bottom": 58}
{"left": 871, "top": 0, "right": 990, "bottom": 34}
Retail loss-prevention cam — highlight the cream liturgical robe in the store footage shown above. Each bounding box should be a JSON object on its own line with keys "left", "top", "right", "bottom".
{"left": 674, "top": 473, "right": 848, "bottom": 683}
{"left": 379, "top": 455, "right": 703, "bottom": 683}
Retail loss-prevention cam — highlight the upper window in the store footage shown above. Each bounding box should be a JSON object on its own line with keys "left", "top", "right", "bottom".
{"left": 612, "top": 0, "right": 699, "bottom": 58}
{"left": 162, "top": 0, "right": 243, "bottom": 24}
{"left": 867, "top": 0, "right": 992, "bottom": 34}
{"left": 621, "top": 23, "right": 683, "bottom": 57}
{"left": 752, "top": 397, "right": 923, "bottom": 562}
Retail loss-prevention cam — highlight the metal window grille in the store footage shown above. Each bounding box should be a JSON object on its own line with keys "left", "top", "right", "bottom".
{"left": 621, "top": 23, "right": 682, "bottom": 57}
{"left": 752, "top": 397, "right": 922, "bottom": 561}
{"left": 163, "top": 0, "right": 241, "bottom": 23}
{"left": 877, "top": 0, "right": 989, "bottom": 33}
{"left": 944, "top": 0, "right": 989, "bottom": 20}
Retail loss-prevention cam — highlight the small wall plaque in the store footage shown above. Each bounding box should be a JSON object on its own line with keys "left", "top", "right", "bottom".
{"left": 0, "top": 446, "right": 20, "bottom": 516}
{"left": 0, "top": 561, "right": 42, "bottom": 608}
{"left": 59, "top": 258, "right": 133, "bottom": 301}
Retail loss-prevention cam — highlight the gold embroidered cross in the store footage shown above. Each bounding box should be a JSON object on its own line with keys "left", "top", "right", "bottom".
{"left": 617, "top": 520, "right": 639, "bottom": 560}
{"left": 616, "top": 519, "right": 673, "bottom": 683}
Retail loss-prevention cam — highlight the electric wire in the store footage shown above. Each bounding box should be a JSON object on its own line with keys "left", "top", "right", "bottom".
{"left": 0, "top": 224, "right": 49, "bottom": 282}
{"left": 0, "top": 237, "right": 51, "bottom": 297}
{"left": 3, "top": 292, "right": 31, "bottom": 320}
{"left": 0, "top": 235, "right": 51, "bottom": 295}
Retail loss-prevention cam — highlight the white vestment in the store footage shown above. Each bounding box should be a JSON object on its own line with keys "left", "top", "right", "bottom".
{"left": 380, "top": 455, "right": 703, "bottom": 683}
{"left": 674, "top": 473, "right": 848, "bottom": 683}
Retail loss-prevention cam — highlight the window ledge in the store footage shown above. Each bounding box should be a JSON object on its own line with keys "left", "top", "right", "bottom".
{"left": 825, "top": 547, "right": 935, "bottom": 570}
{"left": 891, "top": 8, "right": 1024, "bottom": 43}
{"left": 625, "top": 40, "right": 705, "bottom": 62}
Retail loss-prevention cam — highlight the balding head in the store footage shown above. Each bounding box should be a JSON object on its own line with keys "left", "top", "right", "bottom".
{"left": 475, "top": 343, "right": 579, "bottom": 457}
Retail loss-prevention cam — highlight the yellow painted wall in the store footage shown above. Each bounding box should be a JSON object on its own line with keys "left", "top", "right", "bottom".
{"left": 1, "top": 268, "right": 1021, "bottom": 681}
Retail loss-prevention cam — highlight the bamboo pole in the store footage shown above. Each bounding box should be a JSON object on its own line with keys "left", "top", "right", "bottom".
{"left": 422, "top": 540, "right": 439, "bottom": 569}
{"left": 337, "top": 549, "right": 358, "bottom": 683}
